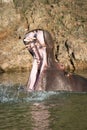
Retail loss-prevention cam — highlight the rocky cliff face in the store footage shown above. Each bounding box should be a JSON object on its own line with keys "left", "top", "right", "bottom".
{"left": 0, "top": 0, "right": 87, "bottom": 72}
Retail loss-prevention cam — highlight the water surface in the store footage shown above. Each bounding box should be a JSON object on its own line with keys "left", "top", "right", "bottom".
{"left": 0, "top": 71, "right": 87, "bottom": 130}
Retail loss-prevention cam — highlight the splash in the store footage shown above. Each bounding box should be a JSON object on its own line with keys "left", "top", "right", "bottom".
{"left": 0, "top": 83, "right": 59, "bottom": 103}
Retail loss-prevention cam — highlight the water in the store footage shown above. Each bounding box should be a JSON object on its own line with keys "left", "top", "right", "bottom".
{"left": 0, "top": 72, "right": 87, "bottom": 130}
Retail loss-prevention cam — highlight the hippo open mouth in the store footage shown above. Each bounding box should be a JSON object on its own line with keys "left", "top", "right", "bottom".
{"left": 23, "top": 30, "right": 47, "bottom": 91}
{"left": 23, "top": 29, "right": 87, "bottom": 92}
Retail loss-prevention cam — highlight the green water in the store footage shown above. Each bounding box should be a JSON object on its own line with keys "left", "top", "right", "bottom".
{"left": 0, "top": 72, "right": 87, "bottom": 130}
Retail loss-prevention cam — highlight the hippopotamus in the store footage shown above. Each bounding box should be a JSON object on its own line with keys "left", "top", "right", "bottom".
{"left": 23, "top": 29, "right": 87, "bottom": 92}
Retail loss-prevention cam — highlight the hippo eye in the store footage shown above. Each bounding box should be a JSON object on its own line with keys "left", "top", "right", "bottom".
{"left": 34, "top": 33, "right": 37, "bottom": 38}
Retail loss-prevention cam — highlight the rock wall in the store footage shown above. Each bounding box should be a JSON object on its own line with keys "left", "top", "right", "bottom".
{"left": 0, "top": 0, "right": 87, "bottom": 72}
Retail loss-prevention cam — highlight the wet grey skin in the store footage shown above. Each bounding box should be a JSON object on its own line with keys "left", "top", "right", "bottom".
{"left": 23, "top": 29, "right": 87, "bottom": 92}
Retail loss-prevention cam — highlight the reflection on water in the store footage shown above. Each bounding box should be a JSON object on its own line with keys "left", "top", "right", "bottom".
{"left": 31, "top": 103, "right": 51, "bottom": 130}
{"left": 0, "top": 91, "right": 87, "bottom": 130}
{"left": 0, "top": 71, "right": 87, "bottom": 130}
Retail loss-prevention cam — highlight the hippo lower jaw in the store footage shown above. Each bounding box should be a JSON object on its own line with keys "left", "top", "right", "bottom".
{"left": 26, "top": 43, "right": 47, "bottom": 92}
{"left": 27, "top": 59, "right": 41, "bottom": 91}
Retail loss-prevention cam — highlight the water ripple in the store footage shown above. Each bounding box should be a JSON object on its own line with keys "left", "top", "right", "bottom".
{"left": 0, "top": 83, "right": 59, "bottom": 103}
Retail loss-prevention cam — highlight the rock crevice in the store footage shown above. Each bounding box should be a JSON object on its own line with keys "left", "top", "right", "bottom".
{"left": 0, "top": 0, "right": 87, "bottom": 72}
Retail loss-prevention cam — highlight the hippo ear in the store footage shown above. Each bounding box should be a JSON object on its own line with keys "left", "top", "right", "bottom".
{"left": 43, "top": 30, "right": 54, "bottom": 49}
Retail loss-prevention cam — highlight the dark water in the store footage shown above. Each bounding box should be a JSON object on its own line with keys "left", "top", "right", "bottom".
{"left": 0, "top": 72, "right": 87, "bottom": 130}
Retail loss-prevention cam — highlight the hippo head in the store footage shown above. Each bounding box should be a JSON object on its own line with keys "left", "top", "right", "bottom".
{"left": 23, "top": 29, "right": 87, "bottom": 92}
{"left": 23, "top": 29, "right": 55, "bottom": 91}
{"left": 23, "top": 29, "right": 55, "bottom": 66}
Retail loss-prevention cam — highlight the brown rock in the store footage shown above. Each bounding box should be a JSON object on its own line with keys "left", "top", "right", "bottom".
{"left": 0, "top": 0, "right": 87, "bottom": 72}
